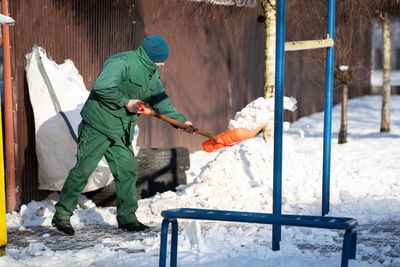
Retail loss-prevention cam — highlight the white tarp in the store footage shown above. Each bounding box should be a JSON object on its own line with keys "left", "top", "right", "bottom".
{"left": 25, "top": 46, "right": 137, "bottom": 192}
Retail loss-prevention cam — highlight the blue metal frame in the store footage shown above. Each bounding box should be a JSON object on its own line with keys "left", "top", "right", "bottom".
{"left": 322, "top": 0, "right": 336, "bottom": 216}
{"left": 162, "top": 208, "right": 357, "bottom": 229}
{"left": 159, "top": 208, "right": 358, "bottom": 267}
{"left": 273, "top": 0, "right": 337, "bottom": 251}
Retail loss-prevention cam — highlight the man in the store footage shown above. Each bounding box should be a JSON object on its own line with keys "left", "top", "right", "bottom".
{"left": 52, "top": 35, "right": 194, "bottom": 235}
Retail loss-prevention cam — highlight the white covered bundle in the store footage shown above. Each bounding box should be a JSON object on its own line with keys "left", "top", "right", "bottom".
{"left": 24, "top": 47, "right": 140, "bottom": 192}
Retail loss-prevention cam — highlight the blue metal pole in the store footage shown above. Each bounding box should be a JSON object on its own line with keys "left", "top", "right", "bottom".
{"left": 272, "top": 0, "right": 286, "bottom": 251}
{"left": 322, "top": 0, "right": 336, "bottom": 216}
{"left": 170, "top": 220, "right": 179, "bottom": 267}
{"left": 159, "top": 219, "right": 170, "bottom": 267}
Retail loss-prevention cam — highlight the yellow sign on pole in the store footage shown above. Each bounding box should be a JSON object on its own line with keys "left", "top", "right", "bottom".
{"left": 0, "top": 98, "right": 7, "bottom": 256}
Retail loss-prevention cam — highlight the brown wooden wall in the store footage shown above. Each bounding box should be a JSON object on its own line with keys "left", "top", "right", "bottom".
{"left": 9, "top": 0, "right": 147, "bottom": 205}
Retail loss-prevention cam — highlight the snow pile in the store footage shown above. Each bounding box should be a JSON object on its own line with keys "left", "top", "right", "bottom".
{"left": 137, "top": 96, "right": 297, "bottom": 223}
{"left": 136, "top": 133, "right": 325, "bottom": 225}
{"left": 228, "top": 96, "right": 297, "bottom": 130}
{"left": 137, "top": 137, "right": 275, "bottom": 223}
{"left": 5, "top": 192, "right": 116, "bottom": 230}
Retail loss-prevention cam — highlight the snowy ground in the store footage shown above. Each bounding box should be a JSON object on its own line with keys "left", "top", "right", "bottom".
{"left": 2, "top": 95, "right": 400, "bottom": 266}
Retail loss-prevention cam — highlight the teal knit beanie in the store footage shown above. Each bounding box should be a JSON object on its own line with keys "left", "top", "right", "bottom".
{"left": 142, "top": 35, "right": 170, "bottom": 63}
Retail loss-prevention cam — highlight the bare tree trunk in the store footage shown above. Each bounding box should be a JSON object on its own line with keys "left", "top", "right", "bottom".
{"left": 381, "top": 12, "right": 391, "bottom": 132}
{"left": 338, "top": 83, "right": 348, "bottom": 144}
{"left": 259, "top": 0, "right": 276, "bottom": 141}
{"left": 263, "top": 0, "right": 276, "bottom": 99}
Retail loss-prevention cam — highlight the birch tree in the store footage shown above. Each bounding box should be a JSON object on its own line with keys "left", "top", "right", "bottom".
{"left": 368, "top": 0, "right": 400, "bottom": 132}
{"left": 381, "top": 11, "right": 391, "bottom": 132}
{"left": 258, "top": 0, "right": 276, "bottom": 141}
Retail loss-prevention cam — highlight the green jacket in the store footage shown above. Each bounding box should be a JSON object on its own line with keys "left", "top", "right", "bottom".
{"left": 80, "top": 46, "right": 187, "bottom": 144}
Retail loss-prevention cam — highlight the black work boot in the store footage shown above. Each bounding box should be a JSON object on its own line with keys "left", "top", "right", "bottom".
{"left": 52, "top": 217, "right": 75, "bottom": 235}
{"left": 118, "top": 220, "right": 150, "bottom": 232}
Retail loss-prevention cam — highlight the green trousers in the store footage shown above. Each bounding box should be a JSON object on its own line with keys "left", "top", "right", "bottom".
{"left": 54, "top": 121, "right": 138, "bottom": 226}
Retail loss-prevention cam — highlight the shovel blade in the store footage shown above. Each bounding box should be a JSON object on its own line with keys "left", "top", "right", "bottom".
{"left": 202, "top": 126, "right": 264, "bottom": 152}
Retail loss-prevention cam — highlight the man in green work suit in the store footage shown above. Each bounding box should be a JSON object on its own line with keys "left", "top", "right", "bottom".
{"left": 52, "top": 35, "right": 194, "bottom": 235}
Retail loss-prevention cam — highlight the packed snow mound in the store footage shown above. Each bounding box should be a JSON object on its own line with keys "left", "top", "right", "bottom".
{"left": 136, "top": 96, "right": 298, "bottom": 223}
{"left": 228, "top": 96, "right": 297, "bottom": 130}
{"left": 137, "top": 134, "right": 303, "bottom": 224}
{"left": 138, "top": 138, "right": 274, "bottom": 221}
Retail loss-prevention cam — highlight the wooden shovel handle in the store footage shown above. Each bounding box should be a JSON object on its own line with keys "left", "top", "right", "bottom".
{"left": 137, "top": 103, "right": 222, "bottom": 143}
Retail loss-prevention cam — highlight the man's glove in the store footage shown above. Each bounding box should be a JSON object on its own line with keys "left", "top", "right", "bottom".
{"left": 182, "top": 121, "right": 196, "bottom": 134}
{"left": 183, "top": 125, "right": 196, "bottom": 134}
{"left": 125, "top": 99, "right": 144, "bottom": 113}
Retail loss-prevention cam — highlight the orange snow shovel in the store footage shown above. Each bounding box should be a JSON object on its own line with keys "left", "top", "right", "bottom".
{"left": 136, "top": 103, "right": 263, "bottom": 153}
{"left": 201, "top": 125, "right": 264, "bottom": 152}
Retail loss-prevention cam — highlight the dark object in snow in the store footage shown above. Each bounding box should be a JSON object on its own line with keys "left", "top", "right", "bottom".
{"left": 118, "top": 220, "right": 150, "bottom": 232}
{"left": 85, "top": 147, "right": 190, "bottom": 206}
{"left": 51, "top": 217, "right": 75, "bottom": 235}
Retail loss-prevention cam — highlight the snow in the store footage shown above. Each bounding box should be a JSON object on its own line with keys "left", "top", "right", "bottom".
{"left": 190, "top": 0, "right": 258, "bottom": 8}
{"left": 3, "top": 95, "right": 400, "bottom": 266}
{"left": 370, "top": 70, "right": 400, "bottom": 87}
{"left": 228, "top": 96, "right": 297, "bottom": 130}
{"left": 0, "top": 14, "right": 15, "bottom": 25}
